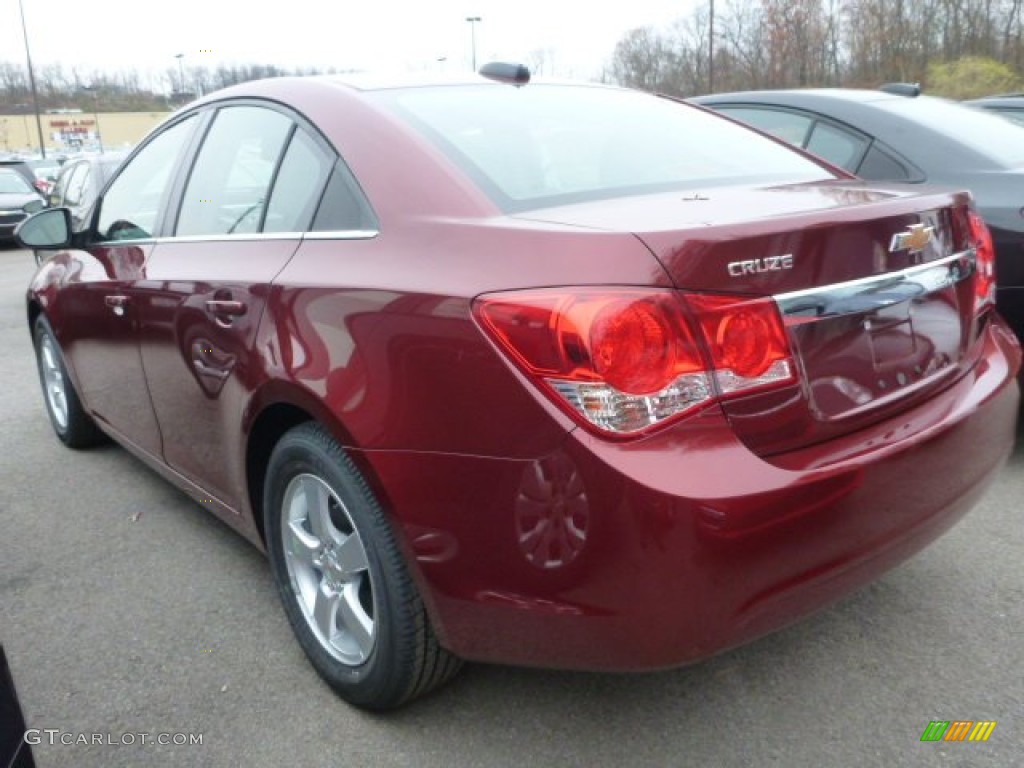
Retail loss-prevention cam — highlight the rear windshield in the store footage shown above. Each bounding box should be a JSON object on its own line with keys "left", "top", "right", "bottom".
{"left": 0, "top": 170, "right": 33, "bottom": 195}
{"left": 879, "top": 96, "right": 1024, "bottom": 167}
{"left": 371, "top": 84, "right": 834, "bottom": 212}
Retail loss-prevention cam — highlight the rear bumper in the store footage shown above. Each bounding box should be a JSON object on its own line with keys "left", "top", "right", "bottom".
{"left": 358, "top": 317, "right": 1020, "bottom": 670}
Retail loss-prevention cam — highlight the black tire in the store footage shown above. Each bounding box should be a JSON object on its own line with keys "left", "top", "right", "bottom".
{"left": 264, "top": 422, "right": 462, "bottom": 710}
{"left": 32, "top": 315, "right": 105, "bottom": 448}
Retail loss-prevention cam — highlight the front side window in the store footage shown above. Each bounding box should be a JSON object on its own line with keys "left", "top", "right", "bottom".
{"left": 372, "top": 85, "right": 833, "bottom": 212}
{"left": 176, "top": 106, "right": 291, "bottom": 236}
{"left": 97, "top": 115, "right": 197, "bottom": 241}
{"left": 715, "top": 106, "right": 814, "bottom": 147}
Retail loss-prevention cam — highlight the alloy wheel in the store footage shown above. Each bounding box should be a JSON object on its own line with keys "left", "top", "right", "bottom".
{"left": 281, "top": 473, "right": 376, "bottom": 665}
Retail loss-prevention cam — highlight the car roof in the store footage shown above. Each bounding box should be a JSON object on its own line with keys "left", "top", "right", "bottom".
{"left": 693, "top": 88, "right": 913, "bottom": 106}
{"left": 182, "top": 72, "right": 618, "bottom": 112}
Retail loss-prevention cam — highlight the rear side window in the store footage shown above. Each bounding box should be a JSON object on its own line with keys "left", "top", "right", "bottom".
{"left": 98, "top": 115, "right": 196, "bottom": 241}
{"left": 856, "top": 145, "right": 918, "bottom": 181}
{"left": 312, "top": 163, "right": 378, "bottom": 232}
{"left": 264, "top": 129, "right": 331, "bottom": 233}
{"left": 372, "top": 85, "right": 833, "bottom": 212}
{"left": 805, "top": 122, "right": 869, "bottom": 171}
{"left": 176, "top": 106, "right": 291, "bottom": 236}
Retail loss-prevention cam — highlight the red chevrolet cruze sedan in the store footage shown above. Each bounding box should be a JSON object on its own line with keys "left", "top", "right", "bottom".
{"left": 18, "top": 67, "right": 1020, "bottom": 710}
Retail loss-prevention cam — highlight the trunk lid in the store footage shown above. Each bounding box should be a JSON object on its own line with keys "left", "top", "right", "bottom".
{"left": 518, "top": 181, "right": 982, "bottom": 456}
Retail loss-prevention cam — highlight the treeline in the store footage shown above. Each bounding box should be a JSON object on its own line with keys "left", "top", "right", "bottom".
{"left": 0, "top": 62, "right": 349, "bottom": 113}
{"left": 605, "top": 0, "right": 1024, "bottom": 98}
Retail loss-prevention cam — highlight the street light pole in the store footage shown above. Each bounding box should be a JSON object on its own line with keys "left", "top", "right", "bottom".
{"left": 175, "top": 53, "right": 186, "bottom": 97}
{"left": 466, "top": 16, "right": 481, "bottom": 72}
{"left": 84, "top": 86, "right": 103, "bottom": 154}
{"left": 17, "top": 0, "right": 47, "bottom": 158}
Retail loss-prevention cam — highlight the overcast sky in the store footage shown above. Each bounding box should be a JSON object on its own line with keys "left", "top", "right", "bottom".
{"left": 3, "top": 0, "right": 701, "bottom": 82}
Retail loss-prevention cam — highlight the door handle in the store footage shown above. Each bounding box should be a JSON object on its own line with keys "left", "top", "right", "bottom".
{"left": 205, "top": 299, "right": 247, "bottom": 317}
{"left": 193, "top": 358, "right": 231, "bottom": 382}
{"left": 104, "top": 295, "right": 129, "bottom": 316}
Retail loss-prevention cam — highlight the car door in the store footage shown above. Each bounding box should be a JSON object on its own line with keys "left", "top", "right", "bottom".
{"left": 56, "top": 115, "right": 199, "bottom": 455}
{"left": 135, "top": 104, "right": 333, "bottom": 511}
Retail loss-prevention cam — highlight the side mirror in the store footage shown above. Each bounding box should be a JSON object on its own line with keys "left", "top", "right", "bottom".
{"left": 16, "top": 208, "right": 72, "bottom": 250}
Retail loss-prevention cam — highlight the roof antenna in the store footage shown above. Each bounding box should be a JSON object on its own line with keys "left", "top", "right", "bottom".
{"left": 879, "top": 83, "right": 921, "bottom": 97}
{"left": 479, "top": 62, "right": 531, "bottom": 87}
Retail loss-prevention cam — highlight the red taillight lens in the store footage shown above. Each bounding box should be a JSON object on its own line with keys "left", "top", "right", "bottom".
{"left": 968, "top": 209, "right": 996, "bottom": 313}
{"left": 474, "top": 288, "right": 796, "bottom": 436}
{"left": 688, "top": 295, "right": 794, "bottom": 390}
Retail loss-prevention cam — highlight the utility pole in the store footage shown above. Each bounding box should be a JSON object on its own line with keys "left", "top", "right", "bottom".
{"left": 18, "top": 0, "right": 47, "bottom": 158}
{"left": 708, "top": 0, "right": 715, "bottom": 93}
{"left": 175, "top": 53, "right": 186, "bottom": 97}
{"left": 466, "top": 17, "right": 482, "bottom": 71}
{"left": 84, "top": 86, "right": 103, "bottom": 154}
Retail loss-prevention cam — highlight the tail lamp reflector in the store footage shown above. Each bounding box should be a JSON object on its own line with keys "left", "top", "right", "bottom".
{"left": 967, "top": 209, "right": 996, "bottom": 312}
{"left": 474, "top": 289, "right": 795, "bottom": 436}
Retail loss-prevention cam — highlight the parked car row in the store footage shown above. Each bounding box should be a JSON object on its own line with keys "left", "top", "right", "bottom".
{"left": 0, "top": 167, "right": 46, "bottom": 242}
{"left": 0, "top": 152, "right": 124, "bottom": 246}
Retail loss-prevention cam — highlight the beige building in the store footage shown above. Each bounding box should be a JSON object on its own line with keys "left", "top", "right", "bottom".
{"left": 0, "top": 111, "right": 170, "bottom": 155}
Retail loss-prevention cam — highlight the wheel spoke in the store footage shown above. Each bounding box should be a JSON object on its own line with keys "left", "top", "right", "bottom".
{"left": 41, "top": 343, "right": 55, "bottom": 371}
{"left": 301, "top": 476, "right": 340, "bottom": 546}
{"left": 338, "top": 581, "right": 374, "bottom": 661}
{"left": 286, "top": 519, "right": 320, "bottom": 569}
{"left": 335, "top": 531, "right": 369, "bottom": 575}
{"left": 40, "top": 338, "right": 68, "bottom": 428}
{"left": 313, "top": 579, "right": 340, "bottom": 642}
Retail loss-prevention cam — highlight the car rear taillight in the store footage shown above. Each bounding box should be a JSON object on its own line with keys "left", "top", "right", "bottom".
{"left": 474, "top": 289, "right": 796, "bottom": 436}
{"left": 968, "top": 209, "right": 996, "bottom": 313}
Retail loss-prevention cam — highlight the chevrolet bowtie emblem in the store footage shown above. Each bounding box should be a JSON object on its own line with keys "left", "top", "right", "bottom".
{"left": 890, "top": 223, "right": 934, "bottom": 254}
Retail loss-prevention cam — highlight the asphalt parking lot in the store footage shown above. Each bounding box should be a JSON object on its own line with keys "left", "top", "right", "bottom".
{"left": 1, "top": 243, "right": 1021, "bottom": 768}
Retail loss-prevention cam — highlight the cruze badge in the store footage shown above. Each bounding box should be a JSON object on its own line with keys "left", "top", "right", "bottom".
{"left": 890, "top": 223, "right": 934, "bottom": 254}
{"left": 727, "top": 254, "right": 794, "bottom": 277}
